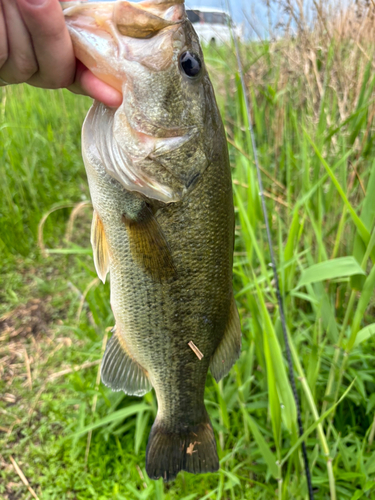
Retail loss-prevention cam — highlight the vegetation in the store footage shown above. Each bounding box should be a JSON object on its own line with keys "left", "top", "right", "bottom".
{"left": 1, "top": 9, "right": 375, "bottom": 499}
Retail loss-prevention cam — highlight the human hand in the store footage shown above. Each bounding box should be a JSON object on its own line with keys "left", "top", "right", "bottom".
{"left": 0, "top": 0, "right": 123, "bottom": 107}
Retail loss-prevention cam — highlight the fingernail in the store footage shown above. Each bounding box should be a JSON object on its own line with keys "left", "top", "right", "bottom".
{"left": 24, "top": 0, "right": 47, "bottom": 5}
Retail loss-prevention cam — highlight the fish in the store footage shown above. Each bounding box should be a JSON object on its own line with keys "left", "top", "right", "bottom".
{"left": 64, "top": 0, "right": 241, "bottom": 481}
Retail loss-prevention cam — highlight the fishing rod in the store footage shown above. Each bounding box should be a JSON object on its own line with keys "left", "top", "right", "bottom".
{"left": 225, "top": 2, "right": 314, "bottom": 498}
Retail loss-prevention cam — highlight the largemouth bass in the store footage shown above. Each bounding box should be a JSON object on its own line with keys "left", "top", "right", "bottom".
{"left": 64, "top": 0, "right": 241, "bottom": 481}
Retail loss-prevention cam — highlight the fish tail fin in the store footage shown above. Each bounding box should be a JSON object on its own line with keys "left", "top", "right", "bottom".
{"left": 146, "top": 412, "right": 219, "bottom": 481}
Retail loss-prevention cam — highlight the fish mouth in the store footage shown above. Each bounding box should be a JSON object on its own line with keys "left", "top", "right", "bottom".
{"left": 65, "top": 1, "right": 186, "bottom": 90}
{"left": 64, "top": 0, "right": 185, "bottom": 29}
{"left": 112, "top": 0, "right": 185, "bottom": 38}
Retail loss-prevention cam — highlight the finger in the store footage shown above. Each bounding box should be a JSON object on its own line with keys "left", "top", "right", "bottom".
{"left": 15, "top": 0, "right": 75, "bottom": 89}
{"left": 1, "top": 0, "right": 38, "bottom": 84}
{"left": 0, "top": 1, "right": 9, "bottom": 74}
{"left": 69, "top": 61, "right": 123, "bottom": 108}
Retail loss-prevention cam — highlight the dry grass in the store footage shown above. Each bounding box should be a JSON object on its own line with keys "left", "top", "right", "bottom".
{"left": 223, "top": 0, "right": 375, "bottom": 131}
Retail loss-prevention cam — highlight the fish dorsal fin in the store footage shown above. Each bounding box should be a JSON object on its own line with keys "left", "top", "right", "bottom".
{"left": 91, "top": 210, "right": 110, "bottom": 284}
{"left": 122, "top": 204, "right": 177, "bottom": 282}
{"left": 101, "top": 328, "right": 152, "bottom": 396}
{"left": 210, "top": 295, "right": 242, "bottom": 382}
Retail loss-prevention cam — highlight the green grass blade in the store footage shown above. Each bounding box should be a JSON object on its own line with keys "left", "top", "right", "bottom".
{"left": 244, "top": 413, "right": 279, "bottom": 479}
{"left": 280, "top": 380, "right": 355, "bottom": 467}
{"left": 353, "top": 323, "right": 375, "bottom": 348}
{"left": 66, "top": 403, "right": 150, "bottom": 439}
{"left": 297, "top": 257, "right": 366, "bottom": 288}
{"left": 305, "top": 132, "right": 372, "bottom": 252}
{"left": 347, "top": 264, "right": 375, "bottom": 351}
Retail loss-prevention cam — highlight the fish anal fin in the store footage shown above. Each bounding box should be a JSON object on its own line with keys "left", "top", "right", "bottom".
{"left": 210, "top": 295, "right": 242, "bottom": 382}
{"left": 101, "top": 329, "right": 152, "bottom": 396}
{"left": 122, "top": 205, "right": 177, "bottom": 282}
{"left": 91, "top": 210, "right": 110, "bottom": 284}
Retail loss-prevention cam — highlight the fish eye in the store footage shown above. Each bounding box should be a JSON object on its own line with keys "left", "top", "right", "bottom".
{"left": 180, "top": 51, "right": 202, "bottom": 78}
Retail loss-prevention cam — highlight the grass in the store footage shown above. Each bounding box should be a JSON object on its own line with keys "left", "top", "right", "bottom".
{"left": 1, "top": 30, "right": 375, "bottom": 499}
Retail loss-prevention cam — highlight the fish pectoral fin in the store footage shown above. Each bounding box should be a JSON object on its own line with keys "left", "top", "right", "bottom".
{"left": 122, "top": 205, "right": 177, "bottom": 282}
{"left": 101, "top": 329, "right": 152, "bottom": 397}
{"left": 210, "top": 295, "right": 242, "bottom": 382}
{"left": 91, "top": 210, "right": 110, "bottom": 284}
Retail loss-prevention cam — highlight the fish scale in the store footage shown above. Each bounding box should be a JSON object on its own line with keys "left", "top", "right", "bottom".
{"left": 65, "top": 0, "right": 241, "bottom": 481}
